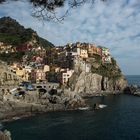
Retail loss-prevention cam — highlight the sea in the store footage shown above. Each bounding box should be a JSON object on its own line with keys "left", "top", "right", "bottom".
{"left": 1, "top": 75, "right": 140, "bottom": 140}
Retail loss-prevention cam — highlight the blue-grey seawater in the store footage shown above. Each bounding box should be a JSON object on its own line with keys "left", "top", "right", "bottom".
{"left": 2, "top": 75, "right": 140, "bottom": 140}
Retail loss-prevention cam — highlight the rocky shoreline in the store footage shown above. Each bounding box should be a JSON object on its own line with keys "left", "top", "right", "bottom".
{"left": 0, "top": 92, "right": 126, "bottom": 122}
{"left": 0, "top": 85, "right": 139, "bottom": 123}
{"left": 0, "top": 88, "right": 87, "bottom": 122}
{"left": 0, "top": 86, "right": 137, "bottom": 140}
{"left": 124, "top": 85, "right": 140, "bottom": 96}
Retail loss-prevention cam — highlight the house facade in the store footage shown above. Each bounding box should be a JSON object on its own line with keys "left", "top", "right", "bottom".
{"left": 88, "top": 44, "right": 102, "bottom": 56}
{"left": 62, "top": 69, "right": 74, "bottom": 84}
{"left": 43, "top": 65, "right": 50, "bottom": 72}
{"left": 31, "top": 69, "right": 46, "bottom": 83}
{"left": 101, "top": 47, "right": 112, "bottom": 63}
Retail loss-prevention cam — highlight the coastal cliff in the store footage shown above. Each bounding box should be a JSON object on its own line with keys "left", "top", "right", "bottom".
{"left": 69, "top": 72, "right": 127, "bottom": 96}
{"left": 68, "top": 45, "right": 127, "bottom": 96}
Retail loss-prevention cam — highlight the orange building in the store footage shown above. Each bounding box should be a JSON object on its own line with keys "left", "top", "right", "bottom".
{"left": 88, "top": 44, "right": 102, "bottom": 56}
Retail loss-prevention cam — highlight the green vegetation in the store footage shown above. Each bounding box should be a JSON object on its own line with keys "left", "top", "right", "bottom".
{"left": 0, "top": 17, "right": 55, "bottom": 63}
{"left": 0, "top": 17, "right": 31, "bottom": 45}
{"left": 0, "top": 52, "right": 25, "bottom": 62}
{"left": 91, "top": 57, "right": 122, "bottom": 80}
{"left": 0, "top": 32, "right": 32, "bottom": 45}
{"left": 38, "top": 37, "right": 54, "bottom": 48}
{"left": 0, "top": 17, "right": 54, "bottom": 47}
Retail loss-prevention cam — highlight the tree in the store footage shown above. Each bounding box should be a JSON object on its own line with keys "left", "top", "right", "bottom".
{"left": 0, "top": 0, "right": 107, "bottom": 21}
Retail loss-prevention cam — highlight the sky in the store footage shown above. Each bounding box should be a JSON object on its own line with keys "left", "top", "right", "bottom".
{"left": 0, "top": 0, "right": 140, "bottom": 75}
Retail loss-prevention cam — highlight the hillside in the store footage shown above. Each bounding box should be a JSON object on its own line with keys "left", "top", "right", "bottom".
{"left": 0, "top": 17, "right": 54, "bottom": 47}
{"left": 0, "top": 17, "right": 54, "bottom": 62}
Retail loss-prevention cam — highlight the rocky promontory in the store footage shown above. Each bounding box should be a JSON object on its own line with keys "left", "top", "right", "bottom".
{"left": 68, "top": 44, "right": 128, "bottom": 96}
{"left": 69, "top": 72, "right": 127, "bottom": 97}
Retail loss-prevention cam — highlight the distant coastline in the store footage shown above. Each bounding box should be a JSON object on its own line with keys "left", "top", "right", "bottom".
{"left": 125, "top": 75, "right": 140, "bottom": 85}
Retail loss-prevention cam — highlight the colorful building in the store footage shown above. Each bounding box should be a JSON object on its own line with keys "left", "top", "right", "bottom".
{"left": 101, "top": 47, "right": 112, "bottom": 63}
{"left": 31, "top": 69, "right": 46, "bottom": 83}
{"left": 101, "top": 47, "right": 110, "bottom": 56}
{"left": 88, "top": 44, "right": 102, "bottom": 56}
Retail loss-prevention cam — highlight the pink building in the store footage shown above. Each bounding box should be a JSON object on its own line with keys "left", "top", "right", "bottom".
{"left": 31, "top": 69, "right": 46, "bottom": 83}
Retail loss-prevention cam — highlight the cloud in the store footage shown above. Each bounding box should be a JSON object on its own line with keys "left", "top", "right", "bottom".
{"left": 0, "top": 0, "right": 140, "bottom": 75}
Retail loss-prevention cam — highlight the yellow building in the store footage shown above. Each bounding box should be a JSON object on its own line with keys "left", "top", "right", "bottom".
{"left": 16, "top": 68, "right": 25, "bottom": 78}
{"left": 16, "top": 68, "right": 30, "bottom": 81}
{"left": 80, "top": 49, "right": 88, "bottom": 58}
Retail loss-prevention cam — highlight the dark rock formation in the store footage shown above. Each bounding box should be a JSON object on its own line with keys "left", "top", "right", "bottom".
{"left": 124, "top": 85, "right": 140, "bottom": 96}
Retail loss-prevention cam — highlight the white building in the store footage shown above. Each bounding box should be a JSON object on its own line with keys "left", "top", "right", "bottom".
{"left": 74, "top": 57, "right": 91, "bottom": 73}
{"left": 43, "top": 65, "right": 50, "bottom": 72}
{"left": 62, "top": 69, "right": 74, "bottom": 84}
{"left": 24, "top": 65, "right": 32, "bottom": 73}
{"left": 55, "top": 67, "right": 60, "bottom": 73}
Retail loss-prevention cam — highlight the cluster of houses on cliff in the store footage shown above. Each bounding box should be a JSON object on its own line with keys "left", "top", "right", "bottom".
{"left": 1, "top": 42, "right": 112, "bottom": 85}
{"left": 63, "top": 42, "right": 112, "bottom": 63}
{"left": 0, "top": 42, "right": 16, "bottom": 53}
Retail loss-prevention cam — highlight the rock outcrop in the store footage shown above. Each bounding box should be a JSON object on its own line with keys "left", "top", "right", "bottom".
{"left": 0, "top": 130, "right": 11, "bottom": 140}
{"left": 74, "top": 72, "right": 102, "bottom": 94}
{"left": 0, "top": 87, "right": 86, "bottom": 121}
{"left": 69, "top": 71, "right": 127, "bottom": 96}
{"left": 124, "top": 85, "right": 140, "bottom": 96}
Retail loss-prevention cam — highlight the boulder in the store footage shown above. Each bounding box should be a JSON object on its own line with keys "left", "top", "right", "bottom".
{"left": 0, "top": 130, "right": 11, "bottom": 140}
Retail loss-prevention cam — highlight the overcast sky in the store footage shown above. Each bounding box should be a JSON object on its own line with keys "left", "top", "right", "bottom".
{"left": 0, "top": 0, "right": 140, "bottom": 75}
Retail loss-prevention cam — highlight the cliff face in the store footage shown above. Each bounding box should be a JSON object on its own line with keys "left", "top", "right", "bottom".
{"left": 69, "top": 71, "right": 127, "bottom": 96}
